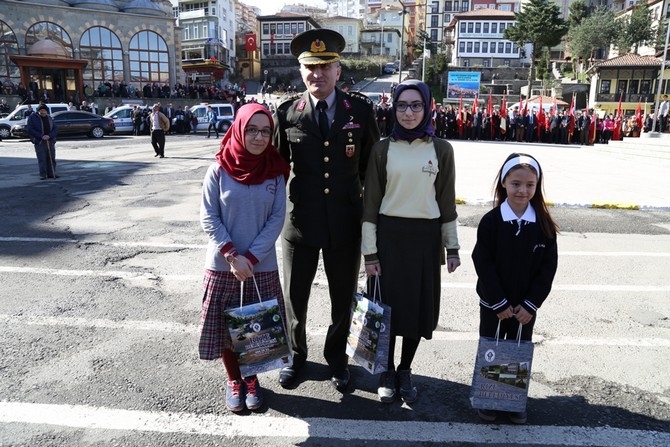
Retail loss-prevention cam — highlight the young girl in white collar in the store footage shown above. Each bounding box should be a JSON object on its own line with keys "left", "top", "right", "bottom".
{"left": 472, "top": 152, "right": 559, "bottom": 424}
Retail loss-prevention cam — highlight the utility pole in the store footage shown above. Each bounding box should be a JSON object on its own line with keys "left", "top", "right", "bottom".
{"left": 398, "top": 0, "right": 406, "bottom": 85}
{"left": 651, "top": 17, "right": 669, "bottom": 134}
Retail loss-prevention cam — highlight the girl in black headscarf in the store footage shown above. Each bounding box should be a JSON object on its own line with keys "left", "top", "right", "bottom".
{"left": 361, "top": 80, "right": 461, "bottom": 404}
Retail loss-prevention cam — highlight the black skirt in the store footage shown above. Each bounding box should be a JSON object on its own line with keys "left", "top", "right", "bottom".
{"left": 376, "top": 215, "right": 442, "bottom": 340}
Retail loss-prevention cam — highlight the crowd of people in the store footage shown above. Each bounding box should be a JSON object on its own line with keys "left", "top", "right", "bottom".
{"left": 369, "top": 95, "right": 670, "bottom": 145}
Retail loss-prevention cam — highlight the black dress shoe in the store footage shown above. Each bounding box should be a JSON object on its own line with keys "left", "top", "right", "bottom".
{"left": 278, "top": 365, "right": 301, "bottom": 388}
{"left": 331, "top": 367, "right": 350, "bottom": 393}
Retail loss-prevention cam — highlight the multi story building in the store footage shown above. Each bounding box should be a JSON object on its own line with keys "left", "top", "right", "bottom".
{"left": 326, "top": 0, "right": 367, "bottom": 19}
{"left": 172, "top": 0, "right": 236, "bottom": 85}
{"left": 2, "top": 0, "right": 179, "bottom": 103}
{"left": 320, "top": 16, "right": 366, "bottom": 54}
{"left": 445, "top": 8, "right": 531, "bottom": 67}
{"left": 256, "top": 13, "right": 321, "bottom": 85}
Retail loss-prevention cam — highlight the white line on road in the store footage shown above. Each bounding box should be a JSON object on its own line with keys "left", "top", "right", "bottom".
{"left": 1, "top": 266, "right": 669, "bottom": 292}
{"left": 2, "top": 314, "right": 668, "bottom": 348}
{"left": 2, "top": 236, "right": 670, "bottom": 257}
{"left": 0, "top": 401, "right": 667, "bottom": 446}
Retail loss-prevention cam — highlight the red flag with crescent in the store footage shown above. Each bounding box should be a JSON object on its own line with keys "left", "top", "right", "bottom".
{"left": 245, "top": 34, "right": 257, "bottom": 52}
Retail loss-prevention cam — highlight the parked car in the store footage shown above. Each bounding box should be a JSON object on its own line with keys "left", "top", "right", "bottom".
{"left": 11, "top": 110, "right": 115, "bottom": 139}
{"left": 0, "top": 103, "right": 69, "bottom": 139}
{"left": 383, "top": 63, "right": 397, "bottom": 75}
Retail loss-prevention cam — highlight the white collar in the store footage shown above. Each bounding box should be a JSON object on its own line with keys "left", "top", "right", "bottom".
{"left": 501, "top": 199, "right": 536, "bottom": 223}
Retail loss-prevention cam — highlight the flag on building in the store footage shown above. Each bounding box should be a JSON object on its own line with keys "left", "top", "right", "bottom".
{"left": 487, "top": 91, "right": 493, "bottom": 137}
{"left": 270, "top": 32, "right": 275, "bottom": 45}
{"left": 245, "top": 34, "right": 257, "bottom": 52}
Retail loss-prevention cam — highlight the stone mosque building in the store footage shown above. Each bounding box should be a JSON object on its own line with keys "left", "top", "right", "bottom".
{"left": 0, "top": 0, "right": 180, "bottom": 104}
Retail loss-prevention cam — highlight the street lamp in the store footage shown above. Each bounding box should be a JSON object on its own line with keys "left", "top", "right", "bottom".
{"left": 422, "top": 1, "right": 428, "bottom": 82}
{"left": 651, "top": 17, "right": 669, "bottom": 134}
{"left": 379, "top": 18, "right": 385, "bottom": 75}
{"left": 398, "top": 0, "right": 407, "bottom": 85}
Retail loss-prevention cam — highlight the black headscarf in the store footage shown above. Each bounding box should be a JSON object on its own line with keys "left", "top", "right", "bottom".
{"left": 391, "top": 80, "right": 435, "bottom": 141}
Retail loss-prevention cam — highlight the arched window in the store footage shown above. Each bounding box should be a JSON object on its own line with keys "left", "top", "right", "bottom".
{"left": 25, "top": 22, "right": 74, "bottom": 57}
{"left": 129, "top": 31, "right": 170, "bottom": 87}
{"left": 0, "top": 21, "right": 19, "bottom": 90}
{"left": 80, "top": 27, "right": 123, "bottom": 92}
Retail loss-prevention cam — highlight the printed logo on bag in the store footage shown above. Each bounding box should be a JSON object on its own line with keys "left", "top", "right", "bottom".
{"left": 485, "top": 349, "right": 496, "bottom": 362}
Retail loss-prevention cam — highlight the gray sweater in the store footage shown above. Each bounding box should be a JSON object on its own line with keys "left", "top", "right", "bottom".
{"left": 200, "top": 163, "right": 286, "bottom": 272}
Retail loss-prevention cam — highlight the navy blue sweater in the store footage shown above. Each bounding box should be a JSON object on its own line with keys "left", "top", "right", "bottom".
{"left": 472, "top": 205, "right": 558, "bottom": 316}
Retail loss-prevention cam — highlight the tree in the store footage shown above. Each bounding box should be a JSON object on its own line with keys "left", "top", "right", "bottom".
{"left": 567, "top": 7, "right": 621, "bottom": 71}
{"left": 615, "top": 0, "right": 656, "bottom": 54}
{"left": 568, "top": 0, "right": 589, "bottom": 29}
{"left": 424, "top": 52, "right": 449, "bottom": 86}
{"left": 504, "top": 0, "right": 568, "bottom": 97}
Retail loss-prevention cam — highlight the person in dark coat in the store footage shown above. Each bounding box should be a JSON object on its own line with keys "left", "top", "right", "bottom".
{"left": 27, "top": 104, "right": 58, "bottom": 180}
{"left": 273, "top": 29, "right": 380, "bottom": 393}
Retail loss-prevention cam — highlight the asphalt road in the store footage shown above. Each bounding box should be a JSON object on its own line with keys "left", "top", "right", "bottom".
{"left": 0, "top": 134, "right": 669, "bottom": 447}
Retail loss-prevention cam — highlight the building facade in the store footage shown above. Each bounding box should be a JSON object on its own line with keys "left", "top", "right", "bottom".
{"left": 256, "top": 13, "right": 321, "bottom": 86}
{"left": 320, "top": 16, "right": 366, "bottom": 55}
{"left": 446, "top": 9, "right": 530, "bottom": 67}
{"left": 1, "top": 0, "right": 179, "bottom": 103}
{"left": 235, "top": 1, "right": 261, "bottom": 81}
{"left": 172, "top": 0, "right": 236, "bottom": 86}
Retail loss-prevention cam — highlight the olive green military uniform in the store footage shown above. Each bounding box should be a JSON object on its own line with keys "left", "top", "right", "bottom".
{"left": 274, "top": 87, "right": 380, "bottom": 372}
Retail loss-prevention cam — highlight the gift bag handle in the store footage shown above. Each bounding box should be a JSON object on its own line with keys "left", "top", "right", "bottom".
{"left": 494, "top": 320, "right": 524, "bottom": 347}
{"left": 368, "top": 274, "right": 382, "bottom": 304}
{"left": 238, "top": 275, "right": 264, "bottom": 309}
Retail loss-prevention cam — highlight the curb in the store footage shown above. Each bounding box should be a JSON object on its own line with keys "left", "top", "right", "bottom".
{"left": 456, "top": 197, "right": 669, "bottom": 211}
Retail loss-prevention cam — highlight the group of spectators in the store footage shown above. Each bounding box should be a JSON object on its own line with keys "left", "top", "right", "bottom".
{"left": 370, "top": 94, "right": 670, "bottom": 146}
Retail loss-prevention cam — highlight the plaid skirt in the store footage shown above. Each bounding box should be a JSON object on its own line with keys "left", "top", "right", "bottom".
{"left": 198, "top": 269, "right": 285, "bottom": 360}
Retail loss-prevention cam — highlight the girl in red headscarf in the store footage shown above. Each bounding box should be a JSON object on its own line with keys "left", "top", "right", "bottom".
{"left": 199, "top": 103, "right": 290, "bottom": 413}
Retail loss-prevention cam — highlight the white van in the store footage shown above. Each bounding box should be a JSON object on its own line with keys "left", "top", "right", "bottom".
{"left": 188, "top": 103, "right": 235, "bottom": 133}
{"left": 0, "top": 103, "right": 69, "bottom": 139}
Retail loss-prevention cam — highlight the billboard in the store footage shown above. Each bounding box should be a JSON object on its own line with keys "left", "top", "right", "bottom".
{"left": 447, "top": 72, "right": 481, "bottom": 99}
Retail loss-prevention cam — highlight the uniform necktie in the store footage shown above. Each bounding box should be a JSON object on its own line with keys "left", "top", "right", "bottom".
{"left": 317, "top": 100, "right": 329, "bottom": 139}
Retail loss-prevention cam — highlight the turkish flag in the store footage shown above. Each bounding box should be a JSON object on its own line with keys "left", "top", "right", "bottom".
{"left": 245, "top": 33, "right": 257, "bottom": 52}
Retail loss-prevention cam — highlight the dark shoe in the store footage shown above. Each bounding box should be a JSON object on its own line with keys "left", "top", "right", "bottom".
{"left": 330, "top": 367, "right": 350, "bottom": 393}
{"left": 159, "top": 155, "right": 164, "bottom": 158}
{"left": 477, "top": 409, "right": 497, "bottom": 422}
{"left": 397, "top": 368, "right": 417, "bottom": 403}
{"left": 244, "top": 376, "right": 263, "bottom": 410}
{"left": 225, "top": 379, "right": 245, "bottom": 413}
{"left": 377, "top": 369, "right": 396, "bottom": 403}
{"left": 154, "top": 154, "right": 159, "bottom": 157}
{"left": 508, "top": 410, "right": 527, "bottom": 424}
{"left": 278, "top": 365, "right": 301, "bottom": 388}
{"left": 48, "top": 175, "right": 60, "bottom": 179}
{"left": 40, "top": 176, "right": 46, "bottom": 180}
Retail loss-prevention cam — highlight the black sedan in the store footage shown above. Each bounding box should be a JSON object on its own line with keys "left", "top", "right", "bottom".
{"left": 11, "top": 110, "right": 115, "bottom": 139}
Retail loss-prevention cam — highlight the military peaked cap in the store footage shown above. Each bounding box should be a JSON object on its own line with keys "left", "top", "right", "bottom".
{"left": 290, "top": 29, "right": 345, "bottom": 65}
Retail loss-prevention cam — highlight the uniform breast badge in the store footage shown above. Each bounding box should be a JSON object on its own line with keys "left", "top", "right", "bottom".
{"left": 345, "top": 144, "right": 356, "bottom": 157}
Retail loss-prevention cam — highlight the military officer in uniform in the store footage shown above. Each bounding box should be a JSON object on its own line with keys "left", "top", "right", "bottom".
{"left": 273, "top": 29, "right": 380, "bottom": 392}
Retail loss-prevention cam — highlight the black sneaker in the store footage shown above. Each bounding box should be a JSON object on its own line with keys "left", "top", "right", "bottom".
{"left": 377, "top": 369, "right": 396, "bottom": 403}
{"left": 508, "top": 410, "right": 527, "bottom": 424}
{"left": 477, "top": 409, "right": 497, "bottom": 422}
{"left": 396, "top": 368, "right": 417, "bottom": 403}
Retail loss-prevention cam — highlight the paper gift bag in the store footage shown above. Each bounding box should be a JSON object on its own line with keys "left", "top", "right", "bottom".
{"left": 469, "top": 323, "right": 534, "bottom": 413}
{"left": 346, "top": 276, "right": 391, "bottom": 374}
{"left": 224, "top": 277, "right": 292, "bottom": 377}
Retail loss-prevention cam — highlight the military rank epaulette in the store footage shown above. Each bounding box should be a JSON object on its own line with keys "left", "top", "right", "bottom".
{"left": 346, "top": 91, "right": 374, "bottom": 108}
{"left": 277, "top": 93, "right": 302, "bottom": 109}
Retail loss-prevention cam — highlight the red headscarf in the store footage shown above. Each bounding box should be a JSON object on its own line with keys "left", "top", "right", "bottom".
{"left": 215, "top": 103, "right": 290, "bottom": 185}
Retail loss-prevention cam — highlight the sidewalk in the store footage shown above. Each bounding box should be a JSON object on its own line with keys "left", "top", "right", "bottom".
{"left": 450, "top": 140, "right": 670, "bottom": 210}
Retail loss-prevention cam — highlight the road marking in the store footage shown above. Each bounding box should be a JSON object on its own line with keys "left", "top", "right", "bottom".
{"left": 2, "top": 237, "right": 670, "bottom": 257}
{"left": 1, "top": 266, "right": 669, "bottom": 292}
{"left": 2, "top": 314, "right": 668, "bottom": 348}
{"left": 0, "top": 401, "right": 667, "bottom": 446}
